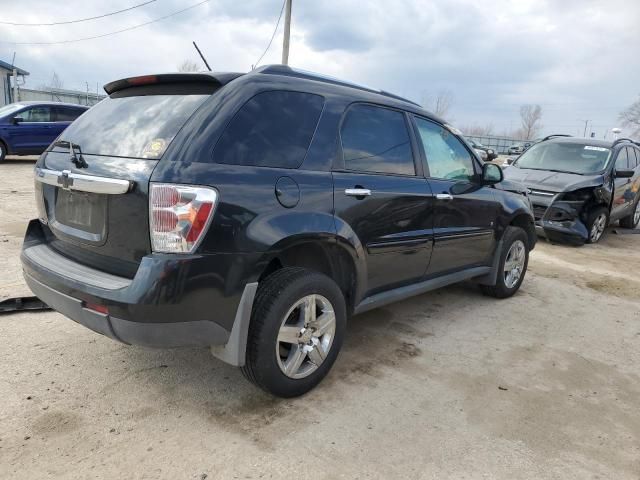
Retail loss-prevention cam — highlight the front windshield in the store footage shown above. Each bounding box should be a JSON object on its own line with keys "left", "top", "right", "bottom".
{"left": 0, "top": 103, "right": 24, "bottom": 117}
{"left": 515, "top": 142, "right": 611, "bottom": 174}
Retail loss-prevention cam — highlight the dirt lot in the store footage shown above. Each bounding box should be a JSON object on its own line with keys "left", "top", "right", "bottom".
{"left": 1, "top": 157, "right": 639, "bottom": 479}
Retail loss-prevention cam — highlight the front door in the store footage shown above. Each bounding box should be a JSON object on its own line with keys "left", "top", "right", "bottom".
{"left": 9, "top": 106, "right": 55, "bottom": 153}
{"left": 612, "top": 147, "right": 639, "bottom": 220}
{"left": 333, "top": 103, "right": 433, "bottom": 296}
{"left": 412, "top": 116, "right": 499, "bottom": 275}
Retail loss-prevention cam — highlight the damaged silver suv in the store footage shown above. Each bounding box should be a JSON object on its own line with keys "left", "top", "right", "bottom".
{"left": 505, "top": 136, "right": 640, "bottom": 244}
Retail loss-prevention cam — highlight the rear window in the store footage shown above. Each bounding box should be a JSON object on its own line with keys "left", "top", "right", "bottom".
{"left": 214, "top": 90, "right": 324, "bottom": 168}
{"left": 57, "top": 94, "right": 209, "bottom": 159}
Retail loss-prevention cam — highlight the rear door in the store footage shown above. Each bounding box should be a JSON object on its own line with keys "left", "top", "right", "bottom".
{"left": 51, "top": 106, "right": 85, "bottom": 139}
{"left": 35, "top": 81, "right": 218, "bottom": 277}
{"left": 333, "top": 103, "right": 433, "bottom": 296}
{"left": 412, "top": 116, "right": 499, "bottom": 275}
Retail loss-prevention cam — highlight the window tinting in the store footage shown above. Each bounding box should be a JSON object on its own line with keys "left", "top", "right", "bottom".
{"left": 54, "top": 107, "right": 85, "bottom": 121}
{"left": 414, "top": 117, "right": 475, "bottom": 181}
{"left": 340, "top": 104, "right": 415, "bottom": 175}
{"left": 215, "top": 91, "right": 324, "bottom": 168}
{"left": 57, "top": 94, "right": 209, "bottom": 159}
{"left": 22, "top": 107, "right": 51, "bottom": 122}
{"left": 616, "top": 148, "right": 629, "bottom": 170}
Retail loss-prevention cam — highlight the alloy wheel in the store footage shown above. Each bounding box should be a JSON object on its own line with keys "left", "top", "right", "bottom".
{"left": 504, "top": 240, "right": 526, "bottom": 289}
{"left": 590, "top": 213, "right": 607, "bottom": 242}
{"left": 275, "top": 294, "right": 336, "bottom": 379}
{"left": 634, "top": 201, "right": 640, "bottom": 227}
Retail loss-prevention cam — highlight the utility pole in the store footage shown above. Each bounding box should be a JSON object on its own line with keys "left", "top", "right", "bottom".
{"left": 12, "top": 68, "right": 18, "bottom": 103}
{"left": 281, "top": 0, "right": 292, "bottom": 65}
{"left": 582, "top": 119, "right": 591, "bottom": 137}
{"left": 85, "top": 82, "right": 89, "bottom": 106}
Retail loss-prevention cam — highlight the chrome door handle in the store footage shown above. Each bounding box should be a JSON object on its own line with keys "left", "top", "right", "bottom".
{"left": 345, "top": 188, "right": 371, "bottom": 197}
{"left": 436, "top": 193, "right": 454, "bottom": 200}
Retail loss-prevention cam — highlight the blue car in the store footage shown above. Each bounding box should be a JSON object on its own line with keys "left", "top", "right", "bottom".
{"left": 0, "top": 101, "right": 88, "bottom": 162}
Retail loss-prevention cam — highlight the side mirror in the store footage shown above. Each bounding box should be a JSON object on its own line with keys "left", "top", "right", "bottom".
{"left": 615, "top": 169, "right": 634, "bottom": 179}
{"left": 11, "top": 116, "right": 24, "bottom": 125}
{"left": 481, "top": 162, "right": 504, "bottom": 185}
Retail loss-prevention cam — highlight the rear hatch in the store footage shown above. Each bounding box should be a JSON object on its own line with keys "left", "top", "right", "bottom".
{"left": 35, "top": 73, "right": 237, "bottom": 277}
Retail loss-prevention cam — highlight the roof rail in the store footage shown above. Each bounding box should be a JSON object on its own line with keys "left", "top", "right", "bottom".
{"left": 612, "top": 138, "right": 636, "bottom": 147}
{"left": 256, "top": 64, "right": 421, "bottom": 107}
{"left": 540, "top": 134, "right": 572, "bottom": 142}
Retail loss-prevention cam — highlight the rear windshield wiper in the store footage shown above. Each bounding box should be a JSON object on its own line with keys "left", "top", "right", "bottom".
{"left": 52, "top": 140, "right": 88, "bottom": 168}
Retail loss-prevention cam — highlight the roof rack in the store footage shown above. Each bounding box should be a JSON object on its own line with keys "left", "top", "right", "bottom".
{"left": 540, "top": 134, "right": 572, "bottom": 142}
{"left": 257, "top": 64, "right": 421, "bottom": 107}
{"left": 611, "top": 138, "right": 637, "bottom": 147}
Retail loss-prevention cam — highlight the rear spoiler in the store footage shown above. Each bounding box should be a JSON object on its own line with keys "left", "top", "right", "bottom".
{"left": 103, "top": 72, "right": 244, "bottom": 95}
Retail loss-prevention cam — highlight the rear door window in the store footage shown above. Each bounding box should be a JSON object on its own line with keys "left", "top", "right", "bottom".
{"left": 57, "top": 94, "right": 210, "bottom": 159}
{"left": 340, "top": 104, "right": 415, "bottom": 175}
{"left": 215, "top": 91, "right": 324, "bottom": 168}
{"left": 54, "top": 107, "right": 85, "bottom": 122}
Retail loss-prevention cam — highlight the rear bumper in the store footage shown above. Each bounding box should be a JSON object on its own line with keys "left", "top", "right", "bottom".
{"left": 21, "top": 219, "right": 260, "bottom": 352}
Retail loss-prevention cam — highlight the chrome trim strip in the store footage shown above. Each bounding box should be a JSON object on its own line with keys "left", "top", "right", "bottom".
{"left": 35, "top": 167, "right": 132, "bottom": 195}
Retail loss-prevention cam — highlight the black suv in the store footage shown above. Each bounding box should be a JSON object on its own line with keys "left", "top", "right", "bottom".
{"left": 505, "top": 135, "right": 640, "bottom": 245}
{"left": 21, "top": 66, "right": 535, "bottom": 397}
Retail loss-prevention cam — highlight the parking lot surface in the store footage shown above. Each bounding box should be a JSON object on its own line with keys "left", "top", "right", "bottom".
{"left": 1, "top": 158, "right": 639, "bottom": 479}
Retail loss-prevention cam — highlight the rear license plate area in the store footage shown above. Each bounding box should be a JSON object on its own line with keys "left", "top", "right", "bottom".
{"left": 54, "top": 189, "right": 106, "bottom": 236}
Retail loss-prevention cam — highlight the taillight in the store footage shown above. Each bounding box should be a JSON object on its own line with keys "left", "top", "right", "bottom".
{"left": 149, "top": 183, "right": 217, "bottom": 253}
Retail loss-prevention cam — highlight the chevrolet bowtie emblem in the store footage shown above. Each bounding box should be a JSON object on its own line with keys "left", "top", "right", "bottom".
{"left": 57, "top": 170, "right": 74, "bottom": 190}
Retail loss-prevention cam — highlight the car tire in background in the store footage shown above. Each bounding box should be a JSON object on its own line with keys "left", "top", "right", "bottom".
{"left": 619, "top": 196, "right": 640, "bottom": 229}
{"left": 241, "top": 267, "right": 347, "bottom": 398}
{"left": 480, "top": 226, "right": 529, "bottom": 299}
{"left": 0, "top": 141, "right": 6, "bottom": 163}
{"left": 585, "top": 206, "right": 609, "bottom": 243}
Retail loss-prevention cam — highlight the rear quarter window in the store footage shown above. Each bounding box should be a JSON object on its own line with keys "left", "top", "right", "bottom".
{"left": 214, "top": 90, "right": 324, "bottom": 169}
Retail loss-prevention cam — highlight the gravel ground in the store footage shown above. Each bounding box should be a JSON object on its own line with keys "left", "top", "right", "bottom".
{"left": 1, "top": 157, "right": 639, "bottom": 479}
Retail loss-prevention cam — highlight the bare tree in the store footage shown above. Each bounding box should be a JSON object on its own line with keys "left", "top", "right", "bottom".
{"left": 422, "top": 90, "right": 454, "bottom": 120}
{"left": 47, "top": 72, "right": 64, "bottom": 89}
{"left": 619, "top": 97, "right": 640, "bottom": 137}
{"left": 462, "top": 124, "right": 494, "bottom": 136}
{"left": 519, "top": 104, "right": 543, "bottom": 140}
{"left": 178, "top": 60, "right": 200, "bottom": 72}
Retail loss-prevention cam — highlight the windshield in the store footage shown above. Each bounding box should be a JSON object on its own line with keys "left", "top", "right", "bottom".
{"left": 515, "top": 142, "right": 611, "bottom": 174}
{"left": 57, "top": 94, "right": 209, "bottom": 159}
{"left": 0, "top": 103, "right": 24, "bottom": 118}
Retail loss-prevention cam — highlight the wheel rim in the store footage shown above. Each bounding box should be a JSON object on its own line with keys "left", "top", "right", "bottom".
{"left": 503, "top": 240, "right": 526, "bottom": 289}
{"left": 590, "top": 213, "right": 607, "bottom": 242}
{"left": 634, "top": 201, "right": 640, "bottom": 226}
{"left": 275, "top": 294, "right": 336, "bottom": 380}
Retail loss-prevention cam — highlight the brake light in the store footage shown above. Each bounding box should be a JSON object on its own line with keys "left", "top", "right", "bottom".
{"left": 150, "top": 183, "right": 217, "bottom": 253}
{"left": 127, "top": 75, "right": 157, "bottom": 86}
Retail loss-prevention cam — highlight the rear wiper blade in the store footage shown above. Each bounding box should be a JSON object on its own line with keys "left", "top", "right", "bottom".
{"left": 52, "top": 140, "right": 88, "bottom": 168}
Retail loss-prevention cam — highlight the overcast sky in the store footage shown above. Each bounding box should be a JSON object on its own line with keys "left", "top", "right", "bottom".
{"left": 1, "top": 0, "right": 639, "bottom": 138}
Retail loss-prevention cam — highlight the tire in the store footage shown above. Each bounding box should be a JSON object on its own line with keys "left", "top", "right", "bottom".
{"left": 585, "top": 206, "right": 609, "bottom": 243}
{"left": 619, "top": 196, "right": 640, "bottom": 229}
{"left": 480, "top": 226, "right": 529, "bottom": 299}
{"left": 0, "top": 141, "right": 6, "bottom": 163}
{"left": 241, "top": 267, "right": 347, "bottom": 398}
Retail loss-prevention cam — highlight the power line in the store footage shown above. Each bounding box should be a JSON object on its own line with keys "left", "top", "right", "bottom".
{"left": 0, "top": 0, "right": 157, "bottom": 26}
{"left": 1, "top": 0, "right": 211, "bottom": 45}
{"left": 253, "top": 0, "right": 286, "bottom": 68}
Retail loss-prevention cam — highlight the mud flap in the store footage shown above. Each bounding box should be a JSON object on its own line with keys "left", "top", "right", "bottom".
{"left": 0, "top": 296, "right": 51, "bottom": 314}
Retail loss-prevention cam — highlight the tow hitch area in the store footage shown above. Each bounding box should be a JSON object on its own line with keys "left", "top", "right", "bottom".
{"left": 0, "top": 296, "right": 51, "bottom": 314}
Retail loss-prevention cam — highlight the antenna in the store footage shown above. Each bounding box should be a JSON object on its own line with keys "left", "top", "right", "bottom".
{"left": 192, "top": 41, "right": 212, "bottom": 72}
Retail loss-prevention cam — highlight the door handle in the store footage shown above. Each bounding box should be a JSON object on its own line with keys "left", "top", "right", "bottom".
{"left": 436, "top": 193, "right": 454, "bottom": 200}
{"left": 345, "top": 188, "right": 371, "bottom": 197}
